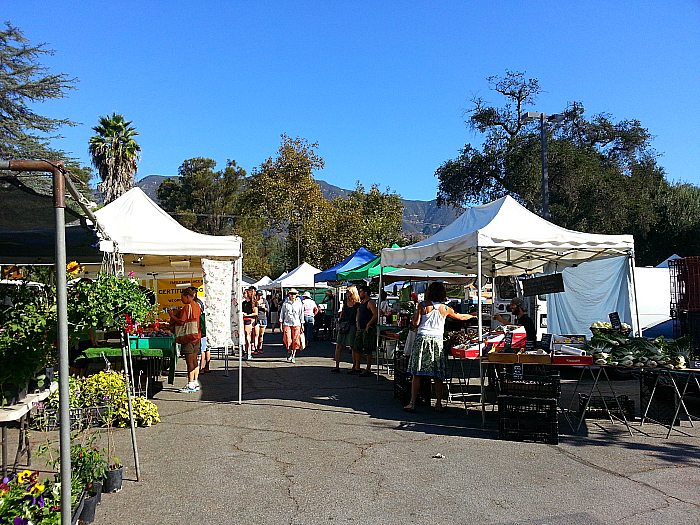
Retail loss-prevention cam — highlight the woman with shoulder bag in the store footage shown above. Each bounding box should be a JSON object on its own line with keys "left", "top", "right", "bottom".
{"left": 169, "top": 287, "right": 202, "bottom": 393}
{"left": 332, "top": 285, "right": 360, "bottom": 373}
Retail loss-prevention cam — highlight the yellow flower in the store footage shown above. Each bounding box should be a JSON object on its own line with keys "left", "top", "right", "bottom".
{"left": 66, "top": 261, "right": 84, "bottom": 275}
{"left": 30, "top": 482, "right": 45, "bottom": 494}
{"left": 17, "top": 470, "right": 32, "bottom": 483}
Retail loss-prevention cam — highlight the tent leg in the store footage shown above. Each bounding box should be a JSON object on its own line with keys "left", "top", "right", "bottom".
{"left": 376, "top": 266, "right": 383, "bottom": 379}
{"left": 120, "top": 331, "right": 141, "bottom": 481}
{"left": 238, "top": 344, "right": 243, "bottom": 405}
{"left": 629, "top": 252, "right": 642, "bottom": 337}
{"left": 224, "top": 345, "right": 229, "bottom": 377}
{"left": 477, "top": 248, "right": 485, "bottom": 426}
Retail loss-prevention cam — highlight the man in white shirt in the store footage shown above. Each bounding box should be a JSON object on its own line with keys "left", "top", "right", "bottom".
{"left": 279, "top": 288, "right": 304, "bottom": 363}
{"left": 301, "top": 291, "right": 318, "bottom": 343}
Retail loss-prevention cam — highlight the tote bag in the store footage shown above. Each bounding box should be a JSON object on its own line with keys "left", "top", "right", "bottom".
{"left": 175, "top": 304, "right": 200, "bottom": 344}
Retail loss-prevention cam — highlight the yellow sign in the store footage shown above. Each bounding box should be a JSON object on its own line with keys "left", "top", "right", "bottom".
{"left": 154, "top": 278, "right": 204, "bottom": 320}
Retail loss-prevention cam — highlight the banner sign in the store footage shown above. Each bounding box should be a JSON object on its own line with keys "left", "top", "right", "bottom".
{"left": 155, "top": 278, "right": 203, "bottom": 319}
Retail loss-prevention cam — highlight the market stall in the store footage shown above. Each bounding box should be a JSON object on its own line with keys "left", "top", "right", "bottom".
{"left": 381, "top": 195, "right": 639, "bottom": 423}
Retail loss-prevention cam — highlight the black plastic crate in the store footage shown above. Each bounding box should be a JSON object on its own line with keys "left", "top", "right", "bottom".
{"left": 499, "top": 417, "right": 558, "bottom": 445}
{"left": 498, "top": 371, "right": 561, "bottom": 399}
{"left": 394, "top": 367, "right": 432, "bottom": 406}
{"left": 30, "top": 407, "right": 83, "bottom": 431}
{"left": 578, "top": 394, "right": 635, "bottom": 420}
{"left": 497, "top": 395, "right": 558, "bottom": 421}
{"left": 640, "top": 371, "right": 682, "bottom": 425}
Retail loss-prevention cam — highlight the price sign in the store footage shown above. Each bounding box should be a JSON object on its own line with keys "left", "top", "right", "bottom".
{"left": 541, "top": 333, "right": 553, "bottom": 351}
{"left": 525, "top": 340, "right": 535, "bottom": 353}
{"left": 512, "top": 363, "right": 523, "bottom": 380}
{"left": 609, "top": 312, "right": 622, "bottom": 330}
{"left": 521, "top": 273, "right": 565, "bottom": 297}
{"left": 503, "top": 331, "right": 514, "bottom": 351}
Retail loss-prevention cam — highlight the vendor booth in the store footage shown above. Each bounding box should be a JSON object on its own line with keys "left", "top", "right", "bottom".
{"left": 93, "top": 188, "right": 245, "bottom": 403}
{"left": 314, "top": 247, "right": 376, "bottom": 283}
{"left": 381, "top": 195, "right": 638, "bottom": 422}
{"left": 260, "top": 262, "right": 329, "bottom": 292}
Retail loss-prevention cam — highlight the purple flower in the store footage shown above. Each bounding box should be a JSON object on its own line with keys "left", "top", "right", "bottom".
{"left": 14, "top": 517, "right": 29, "bottom": 525}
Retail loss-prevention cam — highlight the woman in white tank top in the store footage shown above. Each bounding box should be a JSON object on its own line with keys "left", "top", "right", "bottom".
{"left": 404, "top": 282, "right": 475, "bottom": 413}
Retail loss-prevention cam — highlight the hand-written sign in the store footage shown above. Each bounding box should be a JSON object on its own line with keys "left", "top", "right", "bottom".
{"left": 512, "top": 363, "right": 524, "bottom": 380}
{"left": 540, "top": 333, "right": 553, "bottom": 351}
{"left": 609, "top": 311, "right": 622, "bottom": 330}
{"left": 521, "top": 274, "right": 565, "bottom": 297}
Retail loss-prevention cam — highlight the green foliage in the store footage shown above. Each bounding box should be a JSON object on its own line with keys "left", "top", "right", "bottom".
{"left": 89, "top": 113, "right": 141, "bottom": 203}
{"left": 436, "top": 71, "right": 698, "bottom": 265}
{"left": 67, "top": 273, "right": 155, "bottom": 332}
{"left": 0, "top": 22, "right": 78, "bottom": 162}
{"left": 70, "top": 433, "right": 108, "bottom": 485}
{"left": 0, "top": 469, "right": 62, "bottom": 524}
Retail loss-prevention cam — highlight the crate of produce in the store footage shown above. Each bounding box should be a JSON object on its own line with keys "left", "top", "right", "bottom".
{"left": 498, "top": 371, "right": 561, "bottom": 399}
{"left": 497, "top": 395, "right": 558, "bottom": 421}
{"left": 517, "top": 350, "right": 552, "bottom": 364}
{"left": 488, "top": 350, "right": 519, "bottom": 363}
{"left": 498, "top": 417, "right": 558, "bottom": 445}
{"left": 578, "top": 394, "right": 635, "bottom": 420}
{"left": 452, "top": 345, "right": 480, "bottom": 359}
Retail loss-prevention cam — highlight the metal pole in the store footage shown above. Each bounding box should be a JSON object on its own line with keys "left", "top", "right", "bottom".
{"left": 477, "top": 248, "right": 485, "bottom": 426}
{"left": 540, "top": 113, "right": 551, "bottom": 221}
{"left": 376, "top": 263, "right": 384, "bottom": 379}
{"left": 120, "top": 331, "right": 141, "bottom": 481}
{"left": 53, "top": 168, "right": 71, "bottom": 525}
{"left": 629, "top": 251, "right": 642, "bottom": 337}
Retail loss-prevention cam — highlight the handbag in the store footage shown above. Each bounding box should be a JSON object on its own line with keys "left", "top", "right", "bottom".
{"left": 174, "top": 304, "right": 200, "bottom": 344}
{"left": 299, "top": 331, "right": 306, "bottom": 350}
{"left": 403, "top": 328, "right": 416, "bottom": 356}
{"left": 338, "top": 319, "right": 351, "bottom": 334}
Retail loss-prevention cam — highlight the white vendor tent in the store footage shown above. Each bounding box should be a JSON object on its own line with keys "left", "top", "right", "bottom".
{"left": 381, "top": 195, "right": 638, "bottom": 422}
{"left": 253, "top": 275, "right": 272, "bottom": 288}
{"left": 94, "top": 187, "right": 245, "bottom": 403}
{"left": 259, "top": 262, "right": 329, "bottom": 291}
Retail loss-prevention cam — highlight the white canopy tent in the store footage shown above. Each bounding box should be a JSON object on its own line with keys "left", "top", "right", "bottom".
{"left": 94, "top": 188, "right": 245, "bottom": 403}
{"left": 259, "top": 262, "right": 329, "bottom": 291}
{"left": 381, "top": 195, "right": 638, "bottom": 421}
{"left": 253, "top": 275, "right": 272, "bottom": 288}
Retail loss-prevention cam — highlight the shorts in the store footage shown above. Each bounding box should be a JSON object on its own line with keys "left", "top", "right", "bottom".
{"left": 181, "top": 342, "right": 198, "bottom": 355}
{"left": 354, "top": 326, "right": 377, "bottom": 355}
{"left": 198, "top": 337, "right": 207, "bottom": 354}
{"left": 258, "top": 318, "right": 268, "bottom": 327}
{"left": 244, "top": 318, "right": 256, "bottom": 326}
{"left": 336, "top": 325, "right": 356, "bottom": 348}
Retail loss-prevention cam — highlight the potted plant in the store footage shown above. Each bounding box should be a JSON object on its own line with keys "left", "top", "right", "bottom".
{"left": 0, "top": 469, "right": 64, "bottom": 525}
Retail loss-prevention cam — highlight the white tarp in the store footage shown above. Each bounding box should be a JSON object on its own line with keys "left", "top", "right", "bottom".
{"left": 372, "top": 268, "right": 475, "bottom": 285}
{"left": 545, "top": 257, "right": 635, "bottom": 336}
{"left": 252, "top": 275, "right": 272, "bottom": 288}
{"left": 259, "top": 262, "right": 329, "bottom": 290}
{"left": 94, "top": 188, "right": 242, "bottom": 258}
{"left": 381, "top": 195, "right": 634, "bottom": 276}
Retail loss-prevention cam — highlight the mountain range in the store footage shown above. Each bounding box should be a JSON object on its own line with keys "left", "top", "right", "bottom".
{"left": 136, "top": 175, "right": 462, "bottom": 237}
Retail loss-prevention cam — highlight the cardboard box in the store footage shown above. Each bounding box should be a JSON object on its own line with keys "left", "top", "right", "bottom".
{"left": 551, "top": 334, "right": 586, "bottom": 354}
{"left": 517, "top": 351, "right": 552, "bottom": 364}
{"left": 488, "top": 350, "right": 519, "bottom": 363}
{"left": 452, "top": 345, "right": 480, "bottom": 359}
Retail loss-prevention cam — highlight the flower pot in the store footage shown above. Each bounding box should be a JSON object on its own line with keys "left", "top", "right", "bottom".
{"left": 72, "top": 490, "right": 86, "bottom": 525}
{"left": 79, "top": 493, "right": 98, "bottom": 523}
{"left": 88, "top": 481, "right": 102, "bottom": 505}
{"left": 102, "top": 466, "right": 123, "bottom": 493}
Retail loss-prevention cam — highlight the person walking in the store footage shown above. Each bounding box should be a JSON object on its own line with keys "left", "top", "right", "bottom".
{"left": 241, "top": 287, "right": 258, "bottom": 359}
{"left": 333, "top": 286, "right": 359, "bottom": 373}
{"left": 255, "top": 290, "right": 269, "bottom": 354}
{"left": 403, "top": 282, "right": 475, "bottom": 413}
{"left": 279, "top": 288, "right": 304, "bottom": 363}
{"left": 352, "top": 284, "right": 378, "bottom": 377}
{"left": 189, "top": 286, "right": 211, "bottom": 374}
{"left": 170, "top": 287, "right": 202, "bottom": 393}
{"left": 301, "top": 291, "right": 318, "bottom": 344}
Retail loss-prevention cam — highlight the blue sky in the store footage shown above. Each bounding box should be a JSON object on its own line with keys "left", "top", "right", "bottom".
{"left": 4, "top": 1, "right": 699, "bottom": 201}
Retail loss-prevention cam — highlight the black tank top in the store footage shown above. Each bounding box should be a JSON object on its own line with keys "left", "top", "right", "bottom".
{"left": 358, "top": 300, "right": 373, "bottom": 329}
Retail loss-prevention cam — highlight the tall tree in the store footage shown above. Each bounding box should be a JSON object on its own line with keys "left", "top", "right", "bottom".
{"left": 435, "top": 71, "right": 679, "bottom": 265}
{"left": 0, "top": 22, "right": 77, "bottom": 161}
{"left": 89, "top": 113, "right": 141, "bottom": 203}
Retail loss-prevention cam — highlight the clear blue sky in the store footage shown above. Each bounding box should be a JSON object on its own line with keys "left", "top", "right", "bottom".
{"left": 4, "top": 1, "right": 699, "bottom": 201}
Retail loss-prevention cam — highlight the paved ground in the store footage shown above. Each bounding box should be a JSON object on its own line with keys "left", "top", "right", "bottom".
{"left": 22, "top": 331, "right": 700, "bottom": 524}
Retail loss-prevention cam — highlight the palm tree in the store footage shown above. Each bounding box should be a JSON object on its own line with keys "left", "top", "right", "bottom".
{"left": 89, "top": 113, "right": 141, "bottom": 203}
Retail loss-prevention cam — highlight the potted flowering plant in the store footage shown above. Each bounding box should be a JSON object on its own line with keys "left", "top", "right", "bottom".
{"left": 0, "top": 469, "right": 63, "bottom": 525}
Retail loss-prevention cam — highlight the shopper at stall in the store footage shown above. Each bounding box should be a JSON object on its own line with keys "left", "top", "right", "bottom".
{"left": 170, "top": 287, "right": 202, "bottom": 393}
{"left": 493, "top": 297, "right": 536, "bottom": 342}
{"left": 301, "top": 291, "right": 318, "bottom": 343}
{"left": 279, "top": 288, "right": 304, "bottom": 363}
{"left": 333, "top": 286, "right": 360, "bottom": 373}
{"left": 255, "top": 290, "right": 269, "bottom": 354}
{"left": 379, "top": 291, "right": 397, "bottom": 322}
{"left": 241, "top": 287, "right": 258, "bottom": 359}
{"left": 352, "top": 285, "right": 378, "bottom": 377}
{"left": 404, "top": 282, "right": 475, "bottom": 412}
{"left": 189, "top": 287, "right": 211, "bottom": 374}
{"left": 270, "top": 292, "right": 281, "bottom": 332}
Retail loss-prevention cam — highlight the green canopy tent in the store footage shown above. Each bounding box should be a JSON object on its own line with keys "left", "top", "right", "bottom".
{"left": 336, "top": 244, "right": 401, "bottom": 281}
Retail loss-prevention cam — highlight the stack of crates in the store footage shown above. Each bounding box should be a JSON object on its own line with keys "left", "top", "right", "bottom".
{"left": 393, "top": 354, "right": 431, "bottom": 406}
{"left": 497, "top": 371, "right": 560, "bottom": 445}
{"left": 669, "top": 257, "right": 700, "bottom": 351}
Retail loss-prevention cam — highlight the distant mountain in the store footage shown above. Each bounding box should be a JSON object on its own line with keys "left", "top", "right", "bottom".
{"left": 136, "top": 175, "right": 462, "bottom": 237}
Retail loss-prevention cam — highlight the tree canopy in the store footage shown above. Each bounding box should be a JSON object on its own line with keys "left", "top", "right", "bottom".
{"left": 436, "top": 71, "right": 700, "bottom": 266}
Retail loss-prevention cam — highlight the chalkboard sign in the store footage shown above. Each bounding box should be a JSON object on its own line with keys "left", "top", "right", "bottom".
{"left": 503, "top": 331, "right": 514, "bottom": 350}
{"left": 609, "top": 312, "right": 622, "bottom": 330}
{"left": 521, "top": 273, "right": 565, "bottom": 297}
{"left": 512, "top": 363, "right": 523, "bottom": 380}
{"left": 525, "top": 340, "right": 535, "bottom": 353}
{"left": 541, "top": 333, "right": 553, "bottom": 351}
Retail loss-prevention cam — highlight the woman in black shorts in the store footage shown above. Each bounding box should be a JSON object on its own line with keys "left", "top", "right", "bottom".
{"left": 242, "top": 287, "right": 258, "bottom": 359}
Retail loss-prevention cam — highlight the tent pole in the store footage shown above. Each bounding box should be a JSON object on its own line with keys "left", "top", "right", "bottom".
{"left": 477, "top": 248, "right": 485, "bottom": 426}
{"left": 629, "top": 251, "right": 642, "bottom": 337}
{"left": 120, "top": 331, "right": 141, "bottom": 481}
{"left": 236, "top": 258, "right": 243, "bottom": 404}
{"left": 376, "top": 264, "right": 383, "bottom": 379}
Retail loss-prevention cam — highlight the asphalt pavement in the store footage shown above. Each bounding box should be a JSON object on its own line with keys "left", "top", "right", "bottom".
{"left": 26, "top": 330, "right": 700, "bottom": 524}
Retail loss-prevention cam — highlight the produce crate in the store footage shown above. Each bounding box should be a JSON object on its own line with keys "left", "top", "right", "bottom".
{"left": 497, "top": 395, "right": 558, "bottom": 421}
{"left": 498, "top": 371, "right": 561, "bottom": 399}
{"left": 488, "top": 351, "right": 519, "bottom": 363}
{"left": 578, "top": 394, "right": 635, "bottom": 420}
{"left": 517, "top": 351, "right": 552, "bottom": 364}
{"left": 498, "top": 417, "right": 559, "bottom": 445}
{"left": 640, "top": 370, "right": 682, "bottom": 425}
{"left": 130, "top": 336, "right": 175, "bottom": 349}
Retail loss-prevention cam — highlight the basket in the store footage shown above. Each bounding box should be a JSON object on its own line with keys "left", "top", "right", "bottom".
{"left": 497, "top": 395, "right": 558, "bottom": 421}
{"left": 498, "top": 417, "right": 558, "bottom": 445}
{"left": 590, "top": 327, "right": 632, "bottom": 337}
{"left": 498, "top": 371, "right": 561, "bottom": 399}
{"left": 578, "top": 394, "right": 635, "bottom": 420}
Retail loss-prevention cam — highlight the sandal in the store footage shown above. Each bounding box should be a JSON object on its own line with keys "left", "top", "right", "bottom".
{"left": 403, "top": 403, "right": 416, "bottom": 413}
{"left": 434, "top": 404, "right": 444, "bottom": 413}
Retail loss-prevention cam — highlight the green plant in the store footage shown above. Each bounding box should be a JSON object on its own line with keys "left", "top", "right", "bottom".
{"left": 71, "top": 434, "right": 108, "bottom": 486}
{"left": 117, "top": 395, "right": 161, "bottom": 427}
{"left": 0, "top": 469, "right": 62, "bottom": 525}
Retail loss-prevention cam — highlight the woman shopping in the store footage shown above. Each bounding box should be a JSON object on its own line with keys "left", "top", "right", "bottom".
{"left": 169, "top": 287, "right": 202, "bottom": 393}
{"left": 332, "top": 285, "right": 360, "bottom": 373}
{"left": 403, "top": 282, "right": 475, "bottom": 413}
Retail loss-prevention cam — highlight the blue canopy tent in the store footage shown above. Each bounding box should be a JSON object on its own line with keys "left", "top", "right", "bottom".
{"left": 314, "top": 247, "right": 377, "bottom": 283}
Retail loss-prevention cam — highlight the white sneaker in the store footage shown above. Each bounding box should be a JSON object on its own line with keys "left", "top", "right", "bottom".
{"left": 179, "top": 383, "right": 196, "bottom": 393}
